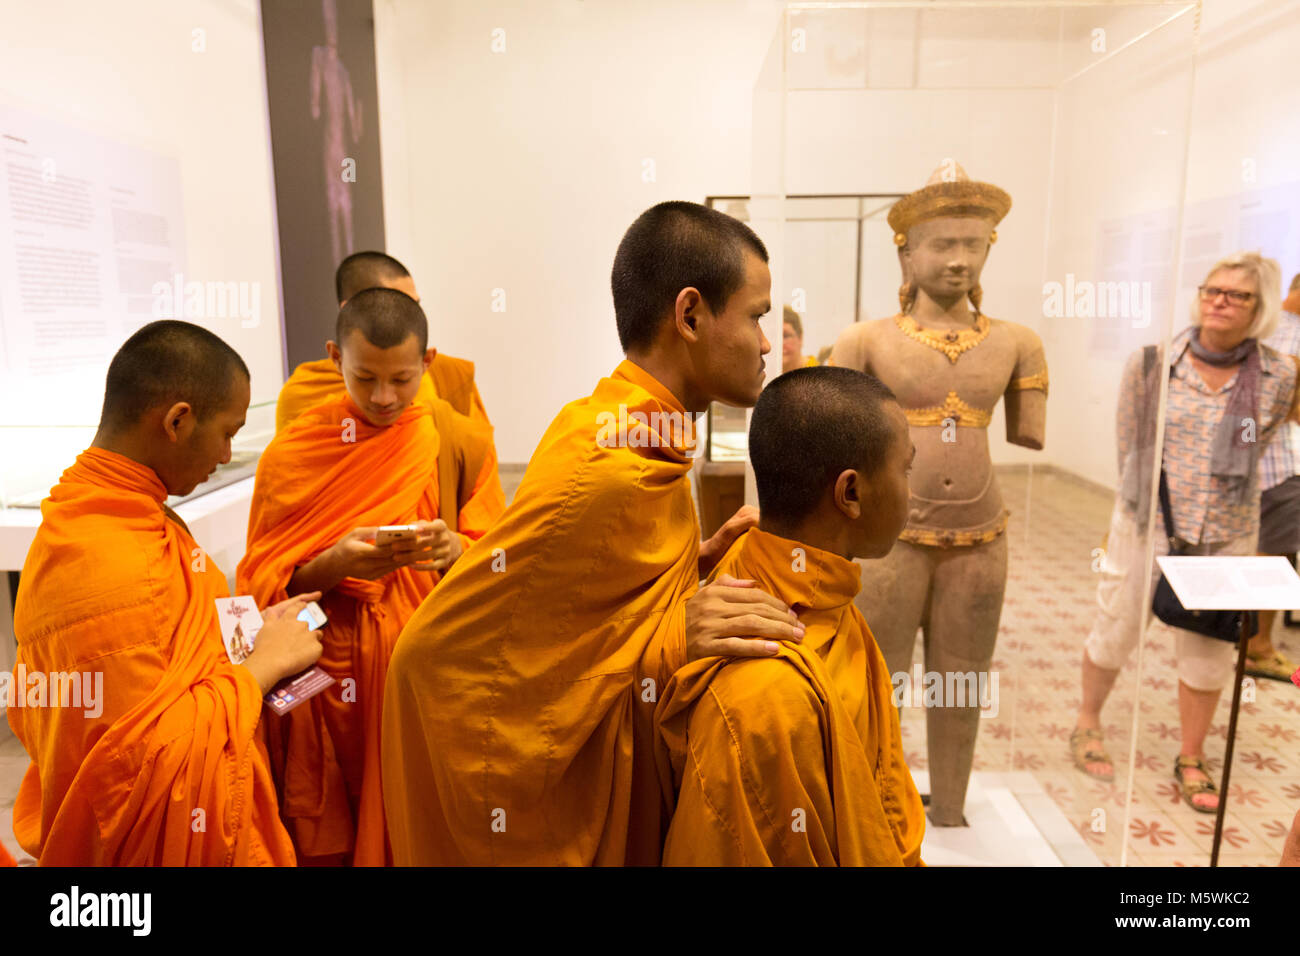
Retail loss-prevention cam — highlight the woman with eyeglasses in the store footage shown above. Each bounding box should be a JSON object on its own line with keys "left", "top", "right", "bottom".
{"left": 1071, "top": 251, "right": 1298, "bottom": 815}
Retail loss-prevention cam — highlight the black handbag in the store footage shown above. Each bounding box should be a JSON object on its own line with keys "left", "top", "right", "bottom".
{"left": 1151, "top": 469, "right": 1255, "bottom": 643}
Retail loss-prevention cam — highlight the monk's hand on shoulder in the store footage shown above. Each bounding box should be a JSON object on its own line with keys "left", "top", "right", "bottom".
{"left": 698, "top": 506, "right": 760, "bottom": 579}
{"left": 684, "top": 574, "right": 804, "bottom": 663}
{"left": 395, "top": 519, "right": 462, "bottom": 572}
{"left": 242, "top": 592, "right": 324, "bottom": 695}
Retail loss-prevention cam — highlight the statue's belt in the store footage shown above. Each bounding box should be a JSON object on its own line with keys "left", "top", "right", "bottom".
{"left": 900, "top": 509, "right": 1010, "bottom": 549}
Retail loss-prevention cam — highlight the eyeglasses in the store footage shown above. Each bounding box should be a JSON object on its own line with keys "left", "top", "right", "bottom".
{"left": 1198, "top": 285, "right": 1255, "bottom": 306}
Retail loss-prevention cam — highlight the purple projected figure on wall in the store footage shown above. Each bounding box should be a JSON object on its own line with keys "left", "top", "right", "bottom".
{"left": 311, "top": 0, "right": 362, "bottom": 264}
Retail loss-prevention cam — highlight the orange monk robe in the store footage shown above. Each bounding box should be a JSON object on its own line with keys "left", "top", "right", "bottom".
{"left": 275, "top": 352, "right": 490, "bottom": 434}
{"left": 237, "top": 395, "right": 503, "bottom": 866}
{"left": 8, "top": 448, "right": 294, "bottom": 866}
{"left": 425, "top": 398, "right": 505, "bottom": 538}
{"left": 383, "top": 359, "right": 701, "bottom": 865}
{"left": 656, "top": 527, "right": 926, "bottom": 866}
{"left": 0, "top": 842, "right": 16, "bottom": 866}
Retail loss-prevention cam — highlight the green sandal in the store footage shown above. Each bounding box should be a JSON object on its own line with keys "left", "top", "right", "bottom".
{"left": 1070, "top": 727, "right": 1113, "bottom": 781}
{"left": 1173, "top": 754, "right": 1219, "bottom": 814}
{"left": 1246, "top": 649, "right": 1298, "bottom": 683}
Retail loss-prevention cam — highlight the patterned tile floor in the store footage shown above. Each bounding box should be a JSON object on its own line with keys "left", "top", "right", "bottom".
{"left": 899, "top": 466, "right": 1300, "bottom": 866}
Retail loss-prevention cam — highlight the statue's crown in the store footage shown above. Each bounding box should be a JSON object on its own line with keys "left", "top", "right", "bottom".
{"left": 888, "top": 161, "right": 1012, "bottom": 246}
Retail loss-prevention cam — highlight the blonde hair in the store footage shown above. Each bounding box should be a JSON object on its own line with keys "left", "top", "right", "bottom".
{"left": 783, "top": 305, "right": 803, "bottom": 339}
{"left": 1191, "top": 251, "right": 1282, "bottom": 340}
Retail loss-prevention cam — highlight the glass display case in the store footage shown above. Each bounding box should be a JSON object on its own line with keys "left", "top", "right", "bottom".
{"left": 740, "top": 1, "right": 1299, "bottom": 867}
{"left": 708, "top": 194, "right": 903, "bottom": 357}
{"left": 0, "top": 398, "right": 276, "bottom": 511}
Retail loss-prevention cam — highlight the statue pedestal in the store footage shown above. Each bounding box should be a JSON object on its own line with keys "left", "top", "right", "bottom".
{"left": 917, "top": 771, "right": 1101, "bottom": 867}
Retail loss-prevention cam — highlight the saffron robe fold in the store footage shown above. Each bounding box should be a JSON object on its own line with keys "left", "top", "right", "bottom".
{"left": 9, "top": 448, "right": 294, "bottom": 866}
{"left": 657, "top": 527, "right": 926, "bottom": 866}
{"left": 237, "top": 395, "right": 502, "bottom": 866}
{"left": 383, "top": 360, "right": 700, "bottom": 865}
{"left": 425, "top": 398, "right": 505, "bottom": 537}
{"left": 275, "top": 353, "right": 490, "bottom": 434}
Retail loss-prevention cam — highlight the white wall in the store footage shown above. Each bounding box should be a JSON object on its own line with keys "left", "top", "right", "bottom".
{"left": 1046, "top": 0, "right": 1300, "bottom": 491}
{"left": 1185, "top": 0, "right": 1300, "bottom": 207}
{"left": 0, "top": 0, "right": 284, "bottom": 501}
{"left": 2, "top": 0, "right": 1290, "bottom": 483}
{"left": 375, "top": 0, "right": 782, "bottom": 462}
{"left": 377, "top": 0, "right": 1299, "bottom": 483}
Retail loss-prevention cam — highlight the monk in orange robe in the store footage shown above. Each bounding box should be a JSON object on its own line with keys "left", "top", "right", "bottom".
{"left": 276, "top": 251, "right": 490, "bottom": 432}
{"left": 239, "top": 289, "right": 505, "bottom": 866}
{"left": 0, "top": 843, "right": 15, "bottom": 867}
{"left": 657, "top": 366, "right": 926, "bottom": 865}
{"left": 383, "top": 201, "right": 810, "bottom": 865}
{"left": 9, "top": 320, "right": 323, "bottom": 866}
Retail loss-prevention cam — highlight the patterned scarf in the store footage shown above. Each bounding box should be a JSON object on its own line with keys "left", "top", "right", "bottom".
{"left": 1187, "top": 328, "right": 1261, "bottom": 504}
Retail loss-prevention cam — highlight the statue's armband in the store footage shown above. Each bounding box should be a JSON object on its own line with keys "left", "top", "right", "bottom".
{"left": 1004, "top": 346, "right": 1048, "bottom": 450}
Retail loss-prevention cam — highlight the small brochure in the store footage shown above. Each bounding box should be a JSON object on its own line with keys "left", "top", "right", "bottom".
{"left": 214, "top": 596, "right": 335, "bottom": 715}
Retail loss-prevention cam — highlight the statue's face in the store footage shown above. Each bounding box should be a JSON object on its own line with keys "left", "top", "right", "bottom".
{"left": 902, "top": 217, "right": 992, "bottom": 303}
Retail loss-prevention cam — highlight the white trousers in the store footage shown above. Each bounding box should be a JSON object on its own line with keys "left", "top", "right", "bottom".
{"left": 1083, "top": 503, "right": 1253, "bottom": 692}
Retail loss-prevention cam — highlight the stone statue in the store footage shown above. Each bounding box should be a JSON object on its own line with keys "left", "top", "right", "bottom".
{"left": 830, "top": 162, "right": 1048, "bottom": 826}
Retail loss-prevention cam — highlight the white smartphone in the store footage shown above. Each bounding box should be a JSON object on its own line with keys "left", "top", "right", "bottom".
{"left": 375, "top": 524, "right": 418, "bottom": 546}
{"left": 296, "top": 601, "right": 328, "bottom": 631}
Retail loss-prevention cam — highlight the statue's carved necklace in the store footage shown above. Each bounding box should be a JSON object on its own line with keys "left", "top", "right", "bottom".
{"left": 895, "top": 312, "right": 990, "bottom": 363}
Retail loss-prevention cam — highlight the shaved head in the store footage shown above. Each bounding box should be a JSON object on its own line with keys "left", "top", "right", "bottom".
{"left": 749, "top": 366, "right": 899, "bottom": 525}
{"left": 336, "top": 287, "right": 428, "bottom": 352}
{"left": 99, "top": 320, "right": 249, "bottom": 433}
{"left": 335, "top": 251, "right": 411, "bottom": 305}
{"left": 611, "top": 201, "right": 768, "bottom": 353}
